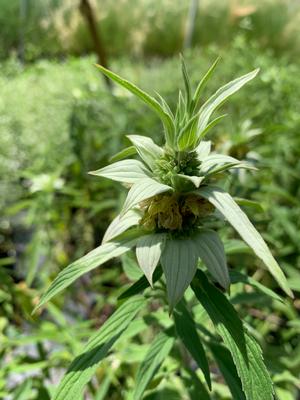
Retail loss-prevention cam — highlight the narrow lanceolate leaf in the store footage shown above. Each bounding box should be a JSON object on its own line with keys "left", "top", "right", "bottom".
{"left": 118, "top": 267, "right": 163, "bottom": 300}
{"left": 192, "top": 271, "right": 274, "bottom": 400}
{"left": 199, "top": 154, "right": 255, "bottom": 175}
{"left": 33, "top": 236, "right": 140, "bottom": 312}
{"left": 127, "top": 135, "right": 163, "bottom": 170}
{"left": 195, "top": 140, "right": 211, "bottom": 160}
{"left": 191, "top": 57, "right": 221, "bottom": 113}
{"left": 136, "top": 233, "right": 166, "bottom": 285}
{"left": 208, "top": 342, "right": 246, "bottom": 400}
{"left": 161, "top": 237, "right": 198, "bottom": 310}
{"left": 122, "top": 178, "right": 172, "bottom": 215}
{"left": 95, "top": 64, "right": 175, "bottom": 147}
{"left": 197, "top": 114, "right": 227, "bottom": 142}
{"left": 229, "top": 270, "right": 283, "bottom": 303}
{"left": 133, "top": 330, "right": 175, "bottom": 400}
{"left": 193, "top": 229, "right": 230, "bottom": 289}
{"left": 197, "top": 69, "right": 259, "bottom": 133}
{"left": 89, "top": 159, "right": 151, "bottom": 184}
{"left": 53, "top": 296, "right": 146, "bottom": 400}
{"left": 174, "top": 302, "right": 211, "bottom": 389}
{"left": 102, "top": 209, "right": 141, "bottom": 244}
{"left": 110, "top": 146, "right": 137, "bottom": 162}
{"left": 196, "top": 186, "right": 293, "bottom": 297}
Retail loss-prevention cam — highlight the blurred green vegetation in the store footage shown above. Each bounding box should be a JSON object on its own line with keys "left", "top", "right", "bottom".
{"left": 1, "top": 0, "right": 300, "bottom": 398}
{"left": 0, "top": 0, "right": 300, "bottom": 61}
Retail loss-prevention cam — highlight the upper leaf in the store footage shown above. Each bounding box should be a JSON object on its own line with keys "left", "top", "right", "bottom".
{"left": 127, "top": 134, "right": 163, "bottom": 170}
{"left": 195, "top": 140, "right": 211, "bottom": 160}
{"left": 96, "top": 64, "right": 175, "bottom": 147}
{"left": 197, "top": 69, "right": 259, "bottom": 135}
{"left": 122, "top": 178, "right": 172, "bottom": 215}
{"left": 193, "top": 229, "right": 230, "bottom": 289}
{"left": 33, "top": 235, "right": 140, "bottom": 312}
{"left": 195, "top": 186, "right": 293, "bottom": 297}
{"left": 199, "top": 154, "right": 255, "bottom": 176}
{"left": 102, "top": 209, "right": 141, "bottom": 244}
{"left": 190, "top": 57, "right": 221, "bottom": 113}
{"left": 53, "top": 295, "right": 146, "bottom": 400}
{"left": 161, "top": 237, "right": 198, "bottom": 310}
{"left": 136, "top": 233, "right": 166, "bottom": 285}
{"left": 89, "top": 159, "right": 151, "bottom": 183}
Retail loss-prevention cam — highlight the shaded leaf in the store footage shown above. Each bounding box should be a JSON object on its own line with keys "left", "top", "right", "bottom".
{"left": 192, "top": 270, "right": 274, "bottom": 400}
{"left": 193, "top": 229, "right": 230, "bottom": 289}
{"left": 161, "top": 237, "right": 198, "bottom": 310}
{"left": 110, "top": 146, "right": 137, "bottom": 162}
{"left": 174, "top": 302, "right": 211, "bottom": 389}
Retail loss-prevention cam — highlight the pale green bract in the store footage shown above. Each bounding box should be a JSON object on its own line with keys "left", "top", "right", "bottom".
{"left": 34, "top": 58, "right": 292, "bottom": 400}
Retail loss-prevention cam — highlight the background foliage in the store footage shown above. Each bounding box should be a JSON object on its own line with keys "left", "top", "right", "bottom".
{"left": 0, "top": 0, "right": 299, "bottom": 399}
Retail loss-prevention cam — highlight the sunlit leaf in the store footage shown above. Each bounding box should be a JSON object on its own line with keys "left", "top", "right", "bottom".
{"left": 102, "top": 209, "right": 142, "bottom": 243}
{"left": 34, "top": 236, "right": 141, "bottom": 312}
{"left": 133, "top": 330, "right": 175, "bottom": 400}
{"left": 122, "top": 178, "right": 172, "bottom": 215}
{"left": 127, "top": 135, "right": 163, "bottom": 170}
{"left": 53, "top": 296, "right": 146, "bottom": 400}
{"left": 197, "top": 69, "right": 259, "bottom": 133}
{"left": 96, "top": 64, "right": 175, "bottom": 147}
{"left": 89, "top": 159, "right": 151, "bottom": 183}
{"left": 196, "top": 185, "right": 293, "bottom": 297}
{"left": 136, "top": 233, "right": 166, "bottom": 285}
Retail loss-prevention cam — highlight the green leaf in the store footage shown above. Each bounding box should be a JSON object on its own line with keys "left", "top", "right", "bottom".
{"left": 118, "top": 267, "right": 163, "bottom": 300}
{"left": 196, "top": 186, "right": 293, "bottom": 297}
{"left": 127, "top": 135, "right": 163, "bottom": 170}
{"left": 122, "top": 178, "right": 172, "bottom": 215}
{"left": 177, "top": 113, "right": 199, "bottom": 150}
{"left": 229, "top": 270, "right": 283, "bottom": 303}
{"left": 34, "top": 236, "right": 140, "bottom": 312}
{"left": 191, "top": 270, "right": 274, "bottom": 400}
{"left": 133, "top": 330, "right": 175, "bottom": 400}
{"left": 136, "top": 233, "right": 166, "bottom": 285}
{"left": 183, "top": 368, "right": 212, "bottom": 400}
{"left": 181, "top": 55, "right": 192, "bottom": 108}
{"left": 197, "top": 114, "right": 227, "bottom": 142}
{"left": 199, "top": 154, "right": 255, "bottom": 175}
{"left": 197, "top": 69, "right": 259, "bottom": 133}
{"left": 191, "top": 57, "right": 221, "bottom": 113}
{"left": 95, "top": 64, "right": 175, "bottom": 147}
{"left": 161, "top": 237, "right": 198, "bottom": 310}
{"left": 53, "top": 296, "right": 146, "bottom": 400}
{"left": 102, "top": 209, "right": 141, "bottom": 244}
{"left": 193, "top": 229, "right": 230, "bottom": 289}
{"left": 109, "top": 146, "right": 137, "bottom": 162}
{"left": 174, "top": 302, "right": 211, "bottom": 389}
{"left": 208, "top": 341, "right": 246, "bottom": 400}
{"left": 172, "top": 174, "right": 204, "bottom": 191}
{"left": 195, "top": 140, "right": 211, "bottom": 160}
{"left": 89, "top": 159, "right": 151, "bottom": 183}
